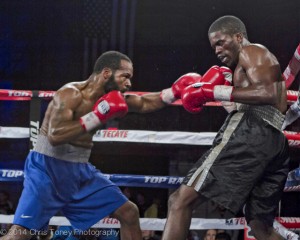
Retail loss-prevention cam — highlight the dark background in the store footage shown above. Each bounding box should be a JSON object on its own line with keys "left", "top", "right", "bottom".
{"left": 0, "top": 0, "right": 300, "bottom": 230}
{"left": 1, "top": 0, "right": 299, "bottom": 91}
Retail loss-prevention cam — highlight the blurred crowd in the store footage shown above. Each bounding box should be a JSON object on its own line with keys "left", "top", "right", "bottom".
{"left": 0, "top": 187, "right": 240, "bottom": 240}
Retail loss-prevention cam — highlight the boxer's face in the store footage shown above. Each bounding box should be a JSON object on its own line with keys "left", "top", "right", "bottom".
{"left": 112, "top": 60, "right": 133, "bottom": 93}
{"left": 209, "top": 30, "right": 241, "bottom": 68}
{"left": 103, "top": 60, "right": 133, "bottom": 93}
{"left": 104, "top": 73, "right": 118, "bottom": 93}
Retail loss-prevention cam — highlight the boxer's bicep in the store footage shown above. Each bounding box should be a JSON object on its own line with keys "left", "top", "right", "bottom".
{"left": 233, "top": 47, "right": 281, "bottom": 104}
{"left": 50, "top": 99, "right": 74, "bottom": 125}
{"left": 48, "top": 88, "right": 82, "bottom": 137}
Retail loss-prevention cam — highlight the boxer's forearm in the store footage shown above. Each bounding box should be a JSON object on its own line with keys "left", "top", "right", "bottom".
{"left": 126, "top": 92, "right": 168, "bottom": 113}
{"left": 48, "top": 120, "right": 87, "bottom": 146}
{"left": 140, "top": 92, "right": 168, "bottom": 113}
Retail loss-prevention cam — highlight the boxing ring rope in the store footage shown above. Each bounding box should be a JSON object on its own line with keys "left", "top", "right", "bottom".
{"left": 2, "top": 126, "right": 300, "bottom": 148}
{"left": 0, "top": 88, "right": 299, "bottom": 104}
{"left": 0, "top": 166, "right": 299, "bottom": 191}
{"left": 0, "top": 43, "right": 299, "bottom": 239}
{"left": 0, "top": 214, "right": 300, "bottom": 231}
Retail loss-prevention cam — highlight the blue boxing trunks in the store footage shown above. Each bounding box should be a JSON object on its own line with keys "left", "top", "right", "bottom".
{"left": 13, "top": 135, "right": 128, "bottom": 231}
{"left": 182, "top": 105, "right": 290, "bottom": 226}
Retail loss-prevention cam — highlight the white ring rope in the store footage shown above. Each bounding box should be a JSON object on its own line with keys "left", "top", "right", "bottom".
{"left": 1, "top": 127, "right": 300, "bottom": 149}
{"left": 0, "top": 215, "right": 300, "bottom": 231}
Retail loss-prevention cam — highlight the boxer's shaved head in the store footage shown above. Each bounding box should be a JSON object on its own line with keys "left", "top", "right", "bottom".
{"left": 93, "top": 51, "right": 132, "bottom": 74}
{"left": 208, "top": 15, "right": 248, "bottom": 39}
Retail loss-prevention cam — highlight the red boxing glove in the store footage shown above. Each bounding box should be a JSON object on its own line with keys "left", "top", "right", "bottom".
{"left": 220, "top": 66, "right": 233, "bottom": 86}
{"left": 182, "top": 83, "right": 206, "bottom": 113}
{"left": 182, "top": 66, "right": 234, "bottom": 113}
{"left": 200, "top": 65, "right": 232, "bottom": 86}
{"left": 80, "top": 91, "right": 128, "bottom": 131}
{"left": 182, "top": 83, "right": 234, "bottom": 113}
{"left": 160, "top": 73, "right": 202, "bottom": 104}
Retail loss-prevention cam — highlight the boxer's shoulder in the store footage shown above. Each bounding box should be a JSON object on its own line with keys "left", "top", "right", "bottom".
{"left": 52, "top": 84, "right": 84, "bottom": 108}
{"left": 240, "top": 44, "right": 270, "bottom": 59}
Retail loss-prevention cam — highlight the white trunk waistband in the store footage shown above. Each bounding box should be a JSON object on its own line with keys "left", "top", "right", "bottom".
{"left": 33, "top": 135, "right": 91, "bottom": 163}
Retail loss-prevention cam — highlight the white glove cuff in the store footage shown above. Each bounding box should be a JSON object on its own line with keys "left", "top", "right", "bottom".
{"left": 80, "top": 112, "right": 101, "bottom": 132}
{"left": 160, "top": 88, "right": 176, "bottom": 104}
{"left": 214, "top": 86, "right": 233, "bottom": 101}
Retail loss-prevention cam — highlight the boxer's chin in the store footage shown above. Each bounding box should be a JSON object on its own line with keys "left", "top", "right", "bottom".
{"left": 104, "top": 75, "right": 119, "bottom": 93}
{"left": 120, "top": 87, "right": 130, "bottom": 93}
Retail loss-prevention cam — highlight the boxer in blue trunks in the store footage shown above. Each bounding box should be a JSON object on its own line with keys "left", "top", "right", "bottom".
{"left": 1, "top": 51, "right": 203, "bottom": 240}
{"left": 162, "top": 16, "right": 289, "bottom": 240}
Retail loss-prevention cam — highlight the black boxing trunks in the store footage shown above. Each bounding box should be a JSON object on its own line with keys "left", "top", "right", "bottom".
{"left": 182, "top": 105, "right": 290, "bottom": 226}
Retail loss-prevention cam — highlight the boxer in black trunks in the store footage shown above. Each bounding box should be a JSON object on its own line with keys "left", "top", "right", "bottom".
{"left": 162, "top": 15, "right": 289, "bottom": 240}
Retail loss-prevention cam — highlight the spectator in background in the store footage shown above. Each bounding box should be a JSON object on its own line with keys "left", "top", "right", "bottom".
{"left": 187, "top": 231, "right": 200, "bottom": 240}
{"left": 135, "top": 192, "right": 147, "bottom": 218}
{"left": 142, "top": 197, "right": 161, "bottom": 240}
{"left": 214, "top": 205, "right": 239, "bottom": 240}
{"left": 0, "top": 191, "right": 14, "bottom": 215}
{"left": 215, "top": 232, "right": 231, "bottom": 240}
{"left": 0, "top": 191, "right": 14, "bottom": 237}
{"left": 203, "top": 229, "right": 217, "bottom": 240}
{"left": 144, "top": 197, "right": 161, "bottom": 219}
{"left": 121, "top": 187, "right": 134, "bottom": 202}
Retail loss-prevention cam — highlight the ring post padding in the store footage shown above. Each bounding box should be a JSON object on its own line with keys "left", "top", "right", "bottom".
{"left": 29, "top": 90, "right": 41, "bottom": 150}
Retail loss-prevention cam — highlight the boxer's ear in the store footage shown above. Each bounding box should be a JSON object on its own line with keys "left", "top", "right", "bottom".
{"left": 103, "top": 67, "right": 113, "bottom": 80}
{"left": 235, "top": 33, "right": 243, "bottom": 43}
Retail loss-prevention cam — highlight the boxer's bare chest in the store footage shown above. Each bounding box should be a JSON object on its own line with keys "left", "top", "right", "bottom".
{"left": 233, "top": 64, "right": 250, "bottom": 88}
{"left": 73, "top": 97, "right": 100, "bottom": 120}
